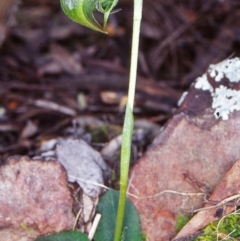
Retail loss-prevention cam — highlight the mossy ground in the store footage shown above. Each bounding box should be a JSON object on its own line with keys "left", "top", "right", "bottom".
{"left": 194, "top": 210, "right": 240, "bottom": 241}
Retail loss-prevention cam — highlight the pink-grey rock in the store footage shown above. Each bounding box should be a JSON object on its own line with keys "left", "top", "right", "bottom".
{"left": 128, "top": 58, "right": 240, "bottom": 241}
{"left": 0, "top": 156, "right": 75, "bottom": 241}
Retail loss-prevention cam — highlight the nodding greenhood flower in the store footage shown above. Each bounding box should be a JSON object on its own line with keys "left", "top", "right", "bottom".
{"left": 60, "top": 0, "right": 119, "bottom": 33}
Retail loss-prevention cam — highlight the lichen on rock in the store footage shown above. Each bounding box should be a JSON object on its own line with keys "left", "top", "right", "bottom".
{"left": 193, "top": 57, "right": 240, "bottom": 120}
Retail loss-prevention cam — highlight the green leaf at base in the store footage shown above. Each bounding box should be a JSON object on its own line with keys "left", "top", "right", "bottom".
{"left": 94, "top": 189, "right": 143, "bottom": 241}
{"left": 35, "top": 230, "right": 89, "bottom": 241}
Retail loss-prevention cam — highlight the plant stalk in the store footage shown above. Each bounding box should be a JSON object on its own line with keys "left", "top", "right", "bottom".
{"left": 113, "top": 0, "right": 143, "bottom": 240}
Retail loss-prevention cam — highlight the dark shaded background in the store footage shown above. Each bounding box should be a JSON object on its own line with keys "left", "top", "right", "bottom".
{"left": 0, "top": 0, "right": 240, "bottom": 159}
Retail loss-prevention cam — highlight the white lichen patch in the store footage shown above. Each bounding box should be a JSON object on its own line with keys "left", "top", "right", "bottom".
{"left": 63, "top": 0, "right": 78, "bottom": 10}
{"left": 212, "top": 85, "right": 240, "bottom": 120}
{"left": 194, "top": 57, "right": 240, "bottom": 120}
{"left": 195, "top": 74, "right": 213, "bottom": 92}
{"left": 209, "top": 58, "right": 240, "bottom": 82}
{"left": 177, "top": 91, "right": 188, "bottom": 106}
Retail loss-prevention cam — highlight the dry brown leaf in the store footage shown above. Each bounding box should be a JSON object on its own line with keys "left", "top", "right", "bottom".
{"left": 56, "top": 138, "right": 110, "bottom": 198}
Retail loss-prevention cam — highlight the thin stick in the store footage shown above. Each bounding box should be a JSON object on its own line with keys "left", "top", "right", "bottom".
{"left": 88, "top": 214, "right": 102, "bottom": 240}
{"left": 73, "top": 207, "right": 82, "bottom": 230}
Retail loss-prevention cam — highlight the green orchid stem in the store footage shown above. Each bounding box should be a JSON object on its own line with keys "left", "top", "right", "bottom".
{"left": 113, "top": 0, "right": 143, "bottom": 241}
